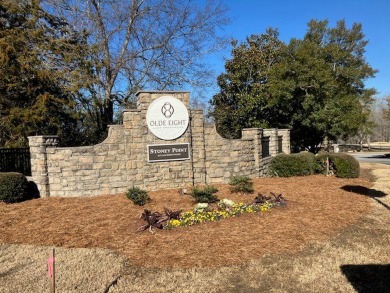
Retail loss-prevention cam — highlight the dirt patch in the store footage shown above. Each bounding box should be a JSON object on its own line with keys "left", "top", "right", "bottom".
{"left": 0, "top": 175, "right": 372, "bottom": 268}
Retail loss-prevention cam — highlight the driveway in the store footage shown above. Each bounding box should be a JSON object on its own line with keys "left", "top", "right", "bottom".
{"left": 348, "top": 151, "right": 390, "bottom": 165}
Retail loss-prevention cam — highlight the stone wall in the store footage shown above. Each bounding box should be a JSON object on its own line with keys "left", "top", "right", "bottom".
{"left": 28, "top": 91, "right": 290, "bottom": 197}
{"left": 204, "top": 127, "right": 256, "bottom": 183}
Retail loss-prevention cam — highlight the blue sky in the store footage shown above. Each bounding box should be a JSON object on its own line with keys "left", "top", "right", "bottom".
{"left": 205, "top": 0, "right": 390, "bottom": 99}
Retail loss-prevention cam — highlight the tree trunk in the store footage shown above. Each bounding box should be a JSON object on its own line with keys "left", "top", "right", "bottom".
{"left": 102, "top": 99, "right": 114, "bottom": 129}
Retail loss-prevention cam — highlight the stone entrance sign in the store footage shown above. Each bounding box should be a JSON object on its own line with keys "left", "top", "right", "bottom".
{"left": 28, "top": 91, "right": 290, "bottom": 197}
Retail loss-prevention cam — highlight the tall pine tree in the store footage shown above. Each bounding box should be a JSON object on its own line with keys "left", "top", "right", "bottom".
{"left": 0, "top": 0, "right": 90, "bottom": 147}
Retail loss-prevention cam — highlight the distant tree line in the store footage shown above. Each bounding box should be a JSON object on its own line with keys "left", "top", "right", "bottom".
{"left": 345, "top": 95, "right": 390, "bottom": 145}
{"left": 374, "top": 95, "right": 390, "bottom": 142}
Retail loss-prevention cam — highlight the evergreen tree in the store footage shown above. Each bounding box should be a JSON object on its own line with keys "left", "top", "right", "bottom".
{"left": 0, "top": 0, "right": 90, "bottom": 147}
{"left": 210, "top": 28, "right": 285, "bottom": 138}
{"left": 271, "top": 20, "right": 376, "bottom": 151}
{"left": 211, "top": 20, "right": 377, "bottom": 152}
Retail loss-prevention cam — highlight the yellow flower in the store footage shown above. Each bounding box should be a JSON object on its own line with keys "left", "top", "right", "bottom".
{"left": 170, "top": 219, "right": 181, "bottom": 226}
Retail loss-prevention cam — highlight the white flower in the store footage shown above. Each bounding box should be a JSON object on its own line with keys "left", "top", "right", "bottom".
{"left": 218, "top": 198, "right": 235, "bottom": 208}
{"left": 194, "top": 203, "right": 209, "bottom": 211}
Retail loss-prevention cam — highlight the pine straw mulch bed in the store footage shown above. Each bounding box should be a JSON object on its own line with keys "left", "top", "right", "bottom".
{"left": 0, "top": 175, "right": 373, "bottom": 268}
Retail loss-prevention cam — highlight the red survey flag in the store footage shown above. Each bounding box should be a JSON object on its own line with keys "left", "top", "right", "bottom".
{"left": 47, "top": 256, "right": 55, "bottom": 278}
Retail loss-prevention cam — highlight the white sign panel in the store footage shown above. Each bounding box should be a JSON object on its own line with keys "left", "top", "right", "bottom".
{"left": 146, "top": 96, "right": 189, "bottom": 140}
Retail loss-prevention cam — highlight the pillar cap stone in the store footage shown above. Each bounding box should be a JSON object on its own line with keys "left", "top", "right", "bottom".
{"left": 135, "top": 90, "right": 190, "bottom": 95}
{"left": 135, "top": 91, "right": 190, "bottom": 110}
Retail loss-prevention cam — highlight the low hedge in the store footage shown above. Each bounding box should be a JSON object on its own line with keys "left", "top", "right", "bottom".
{"left": 269, "top": 152, "right": 318, "bottom": 177}
{"left": 316, "top": 152, "right": 360, "bottom": 178}
{"left": 269, "top": 152, "right": 360, "bottom": 178}
{"left": 0, "top": 172, "right": 30, "bottom": 203}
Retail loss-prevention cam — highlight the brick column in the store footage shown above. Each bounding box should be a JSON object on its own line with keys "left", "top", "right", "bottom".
{"left": 28, "top": 136, "right": 59, "bottom": 197}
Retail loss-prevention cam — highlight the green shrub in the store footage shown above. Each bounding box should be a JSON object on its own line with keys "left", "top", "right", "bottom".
{"left": 316, "top": 152, "right": 360, "bottom": 178}
{"left": 269, "top": 152, "right": 318, "bottom": 177}
{"left": 229, "top": 175, "right": 254, "bottom": 193}
{"left": 0, "top": 172, "right": 30, "bottom": 203}
{"left": 190, "top": 185, "right": 219, "bottom": 203}
{"left": 126, "top": 187, "right": 149, "bottom": 206}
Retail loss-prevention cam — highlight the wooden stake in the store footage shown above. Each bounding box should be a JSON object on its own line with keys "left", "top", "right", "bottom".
{"left": 326, "top": 157, "right": 330, "bottom": 176}
{"left": 48, "top": 248, "right": 55, "bottom": 293}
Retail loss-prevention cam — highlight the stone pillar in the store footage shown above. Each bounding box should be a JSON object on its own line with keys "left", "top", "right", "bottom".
{"left": 131, "top": 91, "right": 193, "bottom": 190}
{"left": 190, "top": 109, "right": 207, "bottom": 185}
{"left": 263, "top": 128, "right": 278, "bottom": 156}
{"left": 278, "top": 129, "right": 291, "bottom": 154}
{"left": 28, "top": 136, "right": 59, "bottom": 197}
{"left": 242, "top": 128, "right": 262, "bottom": 177}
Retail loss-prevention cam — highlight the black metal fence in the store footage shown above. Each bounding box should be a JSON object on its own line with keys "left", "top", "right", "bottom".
{"left": 0, "top": 148, "right": 31, "bottom": 176}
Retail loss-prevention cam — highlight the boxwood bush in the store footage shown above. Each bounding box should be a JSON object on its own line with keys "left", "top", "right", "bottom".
{"left": 269, "top": 152, "right": 318, "bottom": 177}
{"left": 316, "top": 152, "right": 360, "bottom": 178}
{"left": 0, "top": 172, "right": 30, "bottom": 203}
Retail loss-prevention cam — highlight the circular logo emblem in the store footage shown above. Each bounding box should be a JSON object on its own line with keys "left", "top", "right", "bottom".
{"left": 161, "top": 102, "right": 174, "bottom": 118}
{"left": 146, "top": 96, "right": 189, "bottom": 140}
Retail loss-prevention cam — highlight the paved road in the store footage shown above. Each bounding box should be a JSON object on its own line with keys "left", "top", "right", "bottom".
{"left": 348, "top": 152, "right": 390, "bottom": 165}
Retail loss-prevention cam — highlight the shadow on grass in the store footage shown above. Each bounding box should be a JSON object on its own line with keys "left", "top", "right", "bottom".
{"left": 340, "top": 264, "right": 390, "bottom": 293}
{"left": 341, "top": 185, "right": 390, "bottom": 210}
{"left": 341, "top": 185, "right": 387, "bottom": 197}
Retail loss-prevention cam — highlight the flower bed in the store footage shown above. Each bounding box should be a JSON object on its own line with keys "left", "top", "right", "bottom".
{"left": 138, "top": 193, "right": 288, "bottom": 231}
{"left": 165, "top": 202, "right": 274, "bottom": 229}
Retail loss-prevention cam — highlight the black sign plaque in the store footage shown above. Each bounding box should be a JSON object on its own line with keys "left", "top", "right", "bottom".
{"left": 147, "top": 143, "right": 190, "bottom": 162}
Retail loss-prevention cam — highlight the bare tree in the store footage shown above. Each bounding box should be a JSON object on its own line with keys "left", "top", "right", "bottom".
{"left": 362, "top": 95, "right": 390, "bottom": 143}
{"left": 43, "top": 0, "right": 229, "bottom": 138}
